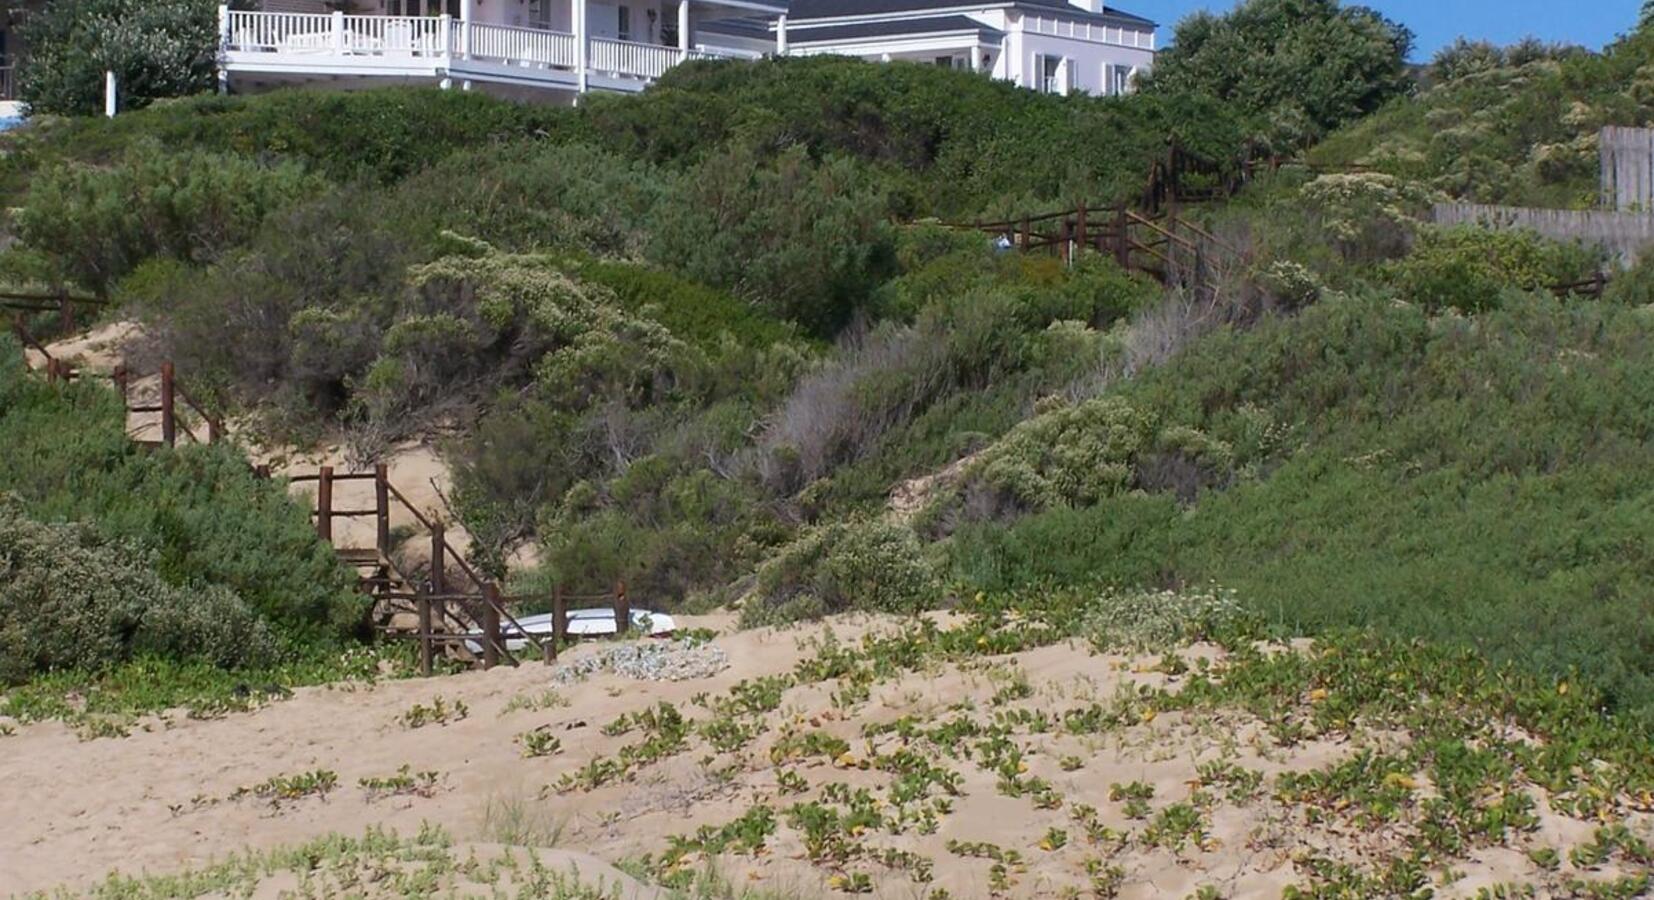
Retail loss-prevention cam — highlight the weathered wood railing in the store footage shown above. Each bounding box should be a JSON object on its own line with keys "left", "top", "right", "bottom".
{"left": 289, "top": 464, "right": 635, "bottom": 675}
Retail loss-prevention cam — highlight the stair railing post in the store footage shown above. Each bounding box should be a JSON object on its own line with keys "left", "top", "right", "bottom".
{"left": 613, "top": 579, "right": 630, "bottom": 637}
{"left": 1114, "top": 205, "right": 1130, "bottom": 270}
{"left": 374, "top": 463, "right": 391, "bottom": 555}
{"left": 316, "top": 465, "right": 334, "bottom": 543}
{"left": 482, "top": 583, "right": 502, "bottom": 670}
{"left": 430, "top": 522, "right": 447, "bottom": 658}
{"left": 1075, "top": 201, "right": 1087, "bottom": 259}
{"left": 552, "top": 583, "right": 567, "bottom": 659}
{"left": 1019, "top": 213, "right": 1031, "bottom": 254}
{"left": 417, "top": 592, "right": 434, "bottom": 676}
{"left": 159, "top": 362, "right": 177, "bottom": 447}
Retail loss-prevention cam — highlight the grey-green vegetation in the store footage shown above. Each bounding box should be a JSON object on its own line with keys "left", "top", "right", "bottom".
{"left": 3, "top": 0, "right": 1654, "bottom": 738}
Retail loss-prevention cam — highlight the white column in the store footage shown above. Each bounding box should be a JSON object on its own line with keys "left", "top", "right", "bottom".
{"left": 217, "top": 4, "right": 231, "bottom": 94}
{"left": 104, "top": 70, "right": 117, "bottom": 118}
{"left": 458, "top": 0, "right": 473, "bottom": 58}
{"left": 332, "top": 10, "right": 345, "bottom": 53}
{"left": 439, "top": 14, "right": 453, "bottom": 60}
{"left": 775, "top": 14, "right": 787, "bottom": 56}
{"left": 677, "top": 0, "right": 690, "bottom": 53}
{"left": 971, "top": 44, "right": 982, "bottom": 72}
{"left": 575, "top": 0, "right": 589, "bottom": 94}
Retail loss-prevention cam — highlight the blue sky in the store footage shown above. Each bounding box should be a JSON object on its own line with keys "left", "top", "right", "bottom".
{"left": 1139, "top": 1, "right": 1645, "bottom": 60}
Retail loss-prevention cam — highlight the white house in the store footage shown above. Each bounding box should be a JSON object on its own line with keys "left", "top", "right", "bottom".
{"left": 218, "top": 0, "right": 1154, "bottom": 102}
{"left": 698, "top": 0, "right": 1156, "bottom": 96}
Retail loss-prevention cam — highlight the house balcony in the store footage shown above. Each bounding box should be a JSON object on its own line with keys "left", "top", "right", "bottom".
{"left": 219, "top": 6, "right": 780, "bottom": 99}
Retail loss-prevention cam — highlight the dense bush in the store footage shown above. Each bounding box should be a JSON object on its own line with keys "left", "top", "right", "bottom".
{"left": 1382, "top": 225, "right": 1601, "bottom": 312}
{"left": 1310, "top": 15, "right": 1654, "bottom": 208}
{"left": 0, "top": 499, "right": 275, "bottom": 684}
{"left": 20, "top": 0, "right": 221, "bottom": 116}
{"left": 745, "top": 519, "right": 938, "bottom": 625}
{"left": 0, "top": 340, "right": 365, "bottom": 646}
{"left": 18, "top": 141, "right": 318, "bottom": 291}
{"left": 646, "top": 145, "right": 897, "bottom": 336}
{"left": 1141, "top": 0, "right": 1414, "bottom": 149}
{"left": 947, "top": 292, "right": 1654, "bottom": 724}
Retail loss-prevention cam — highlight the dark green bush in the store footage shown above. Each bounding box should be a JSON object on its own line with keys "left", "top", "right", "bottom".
{"left": 20, "top": 0, "right": 221, "bottom": 116}
{"left": 19, "top": 141, "right": 318, "bottom": 291}
{"left": 1383, "top": 226, "right": 1601, "bottom": 313}
{"left": 0, "top": 499, "right": 276, "bottom": 684}
{"left": 0, "top": 340, "right": 365, "bottom": 646}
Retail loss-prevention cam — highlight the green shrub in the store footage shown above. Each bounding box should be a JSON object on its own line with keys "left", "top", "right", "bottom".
{"left": 947, "top": 292, "right": 1654, "bottom": 725}
{"left": 0, "top": 340, "right": 365, "bottom": 646}
{"left": 20, "top": 0, "right": 220, "bottom": 116}
{"left": 18, "top": 141, "right": 319, "bottom": 291}
{"left": 0, "top": 498, "right": 276, "bottom": 684}
{"left": 646, "top": 144, "right": 898, "bottom": 336}
{"left": 1082, "top": 585, "right": 1257, "bottom": 654}
{"left": 923, "top": 397, "right": 1164, "bottom": 532}
{"left": 746, "top": 520, "right": 939, "bottom": 625}
{"left": 1382, "top": 226, "right": 1601, "bottom": 313}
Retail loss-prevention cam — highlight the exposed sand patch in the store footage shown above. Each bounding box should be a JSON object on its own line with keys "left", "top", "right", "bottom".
{"left": 6, "top": 614, "right": 1643, "bottom": 898}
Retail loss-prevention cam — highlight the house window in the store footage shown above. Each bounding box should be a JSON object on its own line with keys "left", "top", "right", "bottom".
{"left": 1037, "top": 54, "right": 1065, "bottom": 94}
{"left": 1108, "top": 64, "right": 1134, "bottom": 96}
{"left": 388, "top": 0, "right": 402, "bottom": 14}
{"left": 618, "top": 6, "right": 632, "bottom": 41}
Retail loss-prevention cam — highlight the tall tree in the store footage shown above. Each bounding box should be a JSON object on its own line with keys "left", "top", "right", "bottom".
{"left": 1142, "top": 0, "right": 1414, "bottom": 151}
{"left": 20, "top": 0, "right": 222, "bottom": 115}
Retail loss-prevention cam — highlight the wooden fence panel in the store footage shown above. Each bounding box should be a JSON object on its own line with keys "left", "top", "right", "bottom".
{"left": 1602, "top": 126, "right": 1654, "bottom": 212}
{"left": 1433, "top": 202, "right": 1654, "bottom": 266}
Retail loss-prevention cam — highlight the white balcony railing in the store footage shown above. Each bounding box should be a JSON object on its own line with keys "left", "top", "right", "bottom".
{"left": 467, "top": 22, "right": 577, "bottom": 68}
{"left": 589, "top": 37, "right": 682, "bottom": 80}
{"left": 222, "top": 10, "right": 717, "bottom": 85}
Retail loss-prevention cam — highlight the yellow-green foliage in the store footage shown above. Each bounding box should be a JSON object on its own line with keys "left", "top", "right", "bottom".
{"left": 1383, "top": 225, "right": 1600, "bottom": 312}
{"left": 971, "top": 397, "right": 1155, "bottom": 511}
{"left": 747, "top": 519, "right": 939, "bottom": 625}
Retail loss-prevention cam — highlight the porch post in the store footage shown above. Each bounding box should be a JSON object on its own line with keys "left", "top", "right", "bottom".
{"left": 217, "top": 5, "right": 231, "bottom": 94}
{"left": 332, "top": 10, "right": 345, "bottom": 54}
{"left": 575, "top": 0, "right": 589, "bottom": 94}
{"left": 458, "top": 0, "right": 473, "bottom": 58}
{"left": 775, "top": 13, "right": 787, "bottom": 55}
{"left": 677, "top": 0, "right": 690, "bottom": 53}
{"left": 971, "top": 43, "right": 983, "bottom": 72}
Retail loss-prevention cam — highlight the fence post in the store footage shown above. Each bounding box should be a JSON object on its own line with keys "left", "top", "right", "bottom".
{"left": 552, "top": 584, "right": 567, "bottom": 659}
{"left": 614, "top": 579, "right": 630, "bottom": 637}
{"left": 1058, "top": 216, "right": 1071, "bottom": 265}
{"left": 482, "top": 583, "right": 502, "bottom": 670}
{"left": 113, "top": 364, "right": 128, "bottom": 404}
{"left": 417, "top": 592, "right": 434, "bottom": 676}
{"left": 1114, "top": 205, "right": 1130, "bottom": 269}
{"left": 430, "top": 521, "right": 447, "bottom": 659}
{"left": 254, "top": 464, "right": 271, "bottom": 479}
{"left": 374, "top": 462, "right": 391, "bottom": 556}
{"left": 316, "top": 465, "right": 333, "bottom": 543}
{"left": 1075, "top": 201, "right": 1088, "bottom": 258}
{"left": 206, "top": 415, "right": 221, "bottom": 445}
{"left": 159, "top": 361, "right": 177, "bottom": 448}
{"left": 58, "top": 296, "right": 74, "bottom": 334}
{"left": 1019, "top": 213, "right": 1031, "bottom": 254}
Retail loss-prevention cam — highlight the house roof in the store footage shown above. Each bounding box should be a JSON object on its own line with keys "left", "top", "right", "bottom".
{"left": 704, "top": 13, "right": 1006, "bottom": 44}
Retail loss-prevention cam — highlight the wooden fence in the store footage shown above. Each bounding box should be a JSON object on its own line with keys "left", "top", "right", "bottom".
{"left": 1433, "top": 202, "right": 1654, "bottom": 267}
{"left": 1601, "top": 126, "right": 1654, "bottom": 212}
{"left": 288, "top": 464, "right": 634, "bottom": 675}
{"left": 941, "top": 201, "right": 1245, "bottom": 291}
